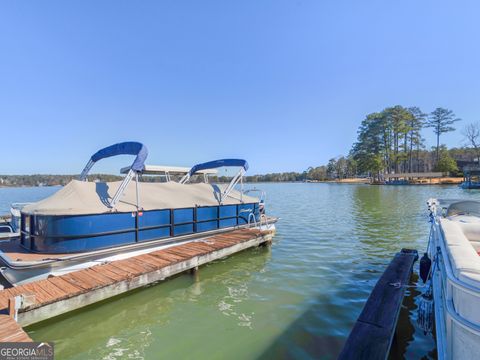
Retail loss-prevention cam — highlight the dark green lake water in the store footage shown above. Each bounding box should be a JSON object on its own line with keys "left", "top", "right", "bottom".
{"left": 1, "top": 183, "right": 476, "bottom": 359}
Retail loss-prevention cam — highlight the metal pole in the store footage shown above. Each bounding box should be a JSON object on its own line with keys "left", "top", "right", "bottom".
{"left": 135, "top": 172, "right": 140, "bottom": 210}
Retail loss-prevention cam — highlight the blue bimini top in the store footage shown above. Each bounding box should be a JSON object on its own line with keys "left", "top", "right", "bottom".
{"left": 91, "top": 141, "right": 148, "bottom": 172}
{"left": 188, "top": 159, "right": 249, "bottom": 177}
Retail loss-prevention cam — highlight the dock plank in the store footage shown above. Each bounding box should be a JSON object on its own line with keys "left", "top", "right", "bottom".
{"left": 107, "top": 261, "right": 146, "bottom": 277}
{"left": 61, "top": 272, "right": 98, "bottom": 290}
{"left": 338, "top": 249, "right": 418, "bottom": 360}
{"left": 127, "top": 257, "right": 160, "bottom": 272}
{"left": 149, "top": 251, "right": 185, "bottom": 263}
{"left": 0, "top": 315, "right": 31, "bottom": 342}
{"left": 82, "top": 268, "right": 119, "bottom": 286}
{"left": 97, "top": 263, "right": 133, "bottom": 280}
{"left": 46, "top": 276, "right": 85, "bottom": 296}
{"left": 162, "top": 248, "right": 198, "bottom": 260}
{"left": 133, "top": 254, "right": 170, "bottom": 269}
{"left": 209, "top": 238, "right": 241, "bottom": 247}
{"left": 182, "top": 242, "right": 216, "bottom": 254}
{"left": 21, "top": 279, "right": 69, "bottom": 305}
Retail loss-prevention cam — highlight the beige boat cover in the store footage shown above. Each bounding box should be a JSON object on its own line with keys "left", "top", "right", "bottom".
{"left": 22, "top": 180, "right": 258, "bottom": 216}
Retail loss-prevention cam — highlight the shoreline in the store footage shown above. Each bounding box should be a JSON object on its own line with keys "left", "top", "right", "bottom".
{"left": 0, "top": 177, "right": 465, "bottom": 188}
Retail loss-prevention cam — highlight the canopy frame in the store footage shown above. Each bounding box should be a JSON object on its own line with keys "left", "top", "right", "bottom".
{"left": 180, "top": 159, "right": 248, "bottom": 204}
{"left": 79, "top": 142, "right": 148, "bottom": 209}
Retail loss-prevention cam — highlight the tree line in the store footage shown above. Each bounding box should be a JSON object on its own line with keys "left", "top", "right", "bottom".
{"left": 0, "top": 174, "right": 123, "bottom": 187}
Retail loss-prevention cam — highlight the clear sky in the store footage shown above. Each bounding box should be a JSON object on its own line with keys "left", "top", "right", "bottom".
{"left": 1, "top": 1, "right": 479, "bottom": 175}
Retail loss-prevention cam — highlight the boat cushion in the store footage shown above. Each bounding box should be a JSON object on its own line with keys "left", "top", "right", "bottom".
{"left": 440, "top": 219, "right": 480, "bottom": 279}
{"left": 440, "top": 217, "right": 480, "bottom": 326}
{"left": 457, "top": 222, "right": 480, "bottom": 251}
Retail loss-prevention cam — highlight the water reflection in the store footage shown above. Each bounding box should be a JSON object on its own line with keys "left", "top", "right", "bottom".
{"left": 352, "top": 185, "right": 425, "bottom": 256}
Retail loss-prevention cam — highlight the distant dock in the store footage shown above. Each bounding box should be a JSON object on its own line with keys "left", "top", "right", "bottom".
{"left": 0, "top": 227, "right": 275, "bottom": 341}
{"left": 383, "top": 172, "right": 461, "bottom": 185}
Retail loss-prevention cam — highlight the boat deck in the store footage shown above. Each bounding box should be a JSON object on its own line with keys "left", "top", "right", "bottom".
{"left": 0, "top": 227, "right": 275, "bottom": 333}
{"left": 0, "top": 240, "right": 71, "bottom": 262}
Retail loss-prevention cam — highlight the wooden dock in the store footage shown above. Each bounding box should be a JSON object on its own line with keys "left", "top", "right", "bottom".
{"left": 0, "top": 315, "right": 31, "bottom": 342}
{"left": 338, "top": 248, "right": 418, "bottom": 360}
{"left": 0, "top": 227, "right": 275, "bottom": 340}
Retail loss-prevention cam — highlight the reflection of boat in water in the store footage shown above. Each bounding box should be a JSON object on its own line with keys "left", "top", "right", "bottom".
{"left": 427, "top": 199, "right": 480, "bottom": 359}
{"left": 384, "top": 179, "right": 410, "bottom": 185}
{"left": 0, "top": 142, "right": 276, "bottom": 286}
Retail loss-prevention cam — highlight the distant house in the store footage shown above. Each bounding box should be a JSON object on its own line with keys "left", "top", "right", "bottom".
{"left": 458, "top": 160, "right": 479, "bottom": 174}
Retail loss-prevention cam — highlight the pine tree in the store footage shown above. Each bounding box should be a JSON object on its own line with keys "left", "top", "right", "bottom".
{"left": 426, "top": 108, "right": 461, "bottom": 163}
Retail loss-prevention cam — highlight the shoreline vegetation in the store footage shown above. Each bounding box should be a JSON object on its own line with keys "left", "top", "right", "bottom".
{"left": 2, "top": 105, "right": 478, "bottom": 188}
{"left": 0, "top": 174, "right": 464, "bottom": 187}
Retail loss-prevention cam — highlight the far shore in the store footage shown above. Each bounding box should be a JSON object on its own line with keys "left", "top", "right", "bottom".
{"left": 0, "top": 177, "right": 465, "bottom": 188}
{"left": 309, "top": 177, "right": 464, "bottom": 185}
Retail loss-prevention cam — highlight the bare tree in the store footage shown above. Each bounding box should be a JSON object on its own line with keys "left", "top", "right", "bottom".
{"left": 463, "top": 122, "right": 480, "bottom": 163}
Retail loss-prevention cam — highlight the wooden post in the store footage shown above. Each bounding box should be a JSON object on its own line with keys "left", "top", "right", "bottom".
{"left": 8, "top": 297, "right": 16, "bottom": 319}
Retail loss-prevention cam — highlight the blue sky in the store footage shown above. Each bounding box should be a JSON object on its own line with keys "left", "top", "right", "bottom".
{"left": 1, "top": 1, "right": 479, "bottom": 175}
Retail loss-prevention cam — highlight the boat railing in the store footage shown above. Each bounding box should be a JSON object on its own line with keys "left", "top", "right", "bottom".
{"left": 247, "top": 213, "right": 258, "bottom": 227}
{"left": 260, "top": 214, "right": 270, "bottom": 228}
{"left": 9, "top": 203, "right": 31, "bottom": 233}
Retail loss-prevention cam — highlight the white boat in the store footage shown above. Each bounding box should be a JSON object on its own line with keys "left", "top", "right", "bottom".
{"left": 427, "top": 199, "right": 480, "bottom": 360}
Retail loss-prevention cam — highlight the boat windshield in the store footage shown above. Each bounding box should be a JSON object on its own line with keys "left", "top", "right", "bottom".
{"left": 447, "top": 201, "right": 480, "bottom": 217}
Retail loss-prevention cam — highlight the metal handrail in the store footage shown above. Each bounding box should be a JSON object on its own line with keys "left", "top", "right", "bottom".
{"left": 260, "top": 214, "right": 269, "bottom": 228}
{"left": 182, "top": 167, "right": 247, "bottom": 205}
{"left": 243, "top": 188, "right": 266, "bottom": 203}
{"left": 247, "top": 213, "right": 258, "bottom": 227}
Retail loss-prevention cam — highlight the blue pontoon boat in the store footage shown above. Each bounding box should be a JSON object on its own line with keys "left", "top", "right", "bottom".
{"left": 0, "top": 142, "right": 276, "bottom": 286}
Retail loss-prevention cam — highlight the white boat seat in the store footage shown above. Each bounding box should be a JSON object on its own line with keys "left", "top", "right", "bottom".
{"left": 449, "top": 214, "right": 480, "bottom": 224}
{"left": 440, "top": 218, "right": 480, "bottom": 281}
{"left": 456, "top": 222, "right": 480, "bottom": 251}
{"left": 441, "top": 218, "right": 480, "bottom": 325}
